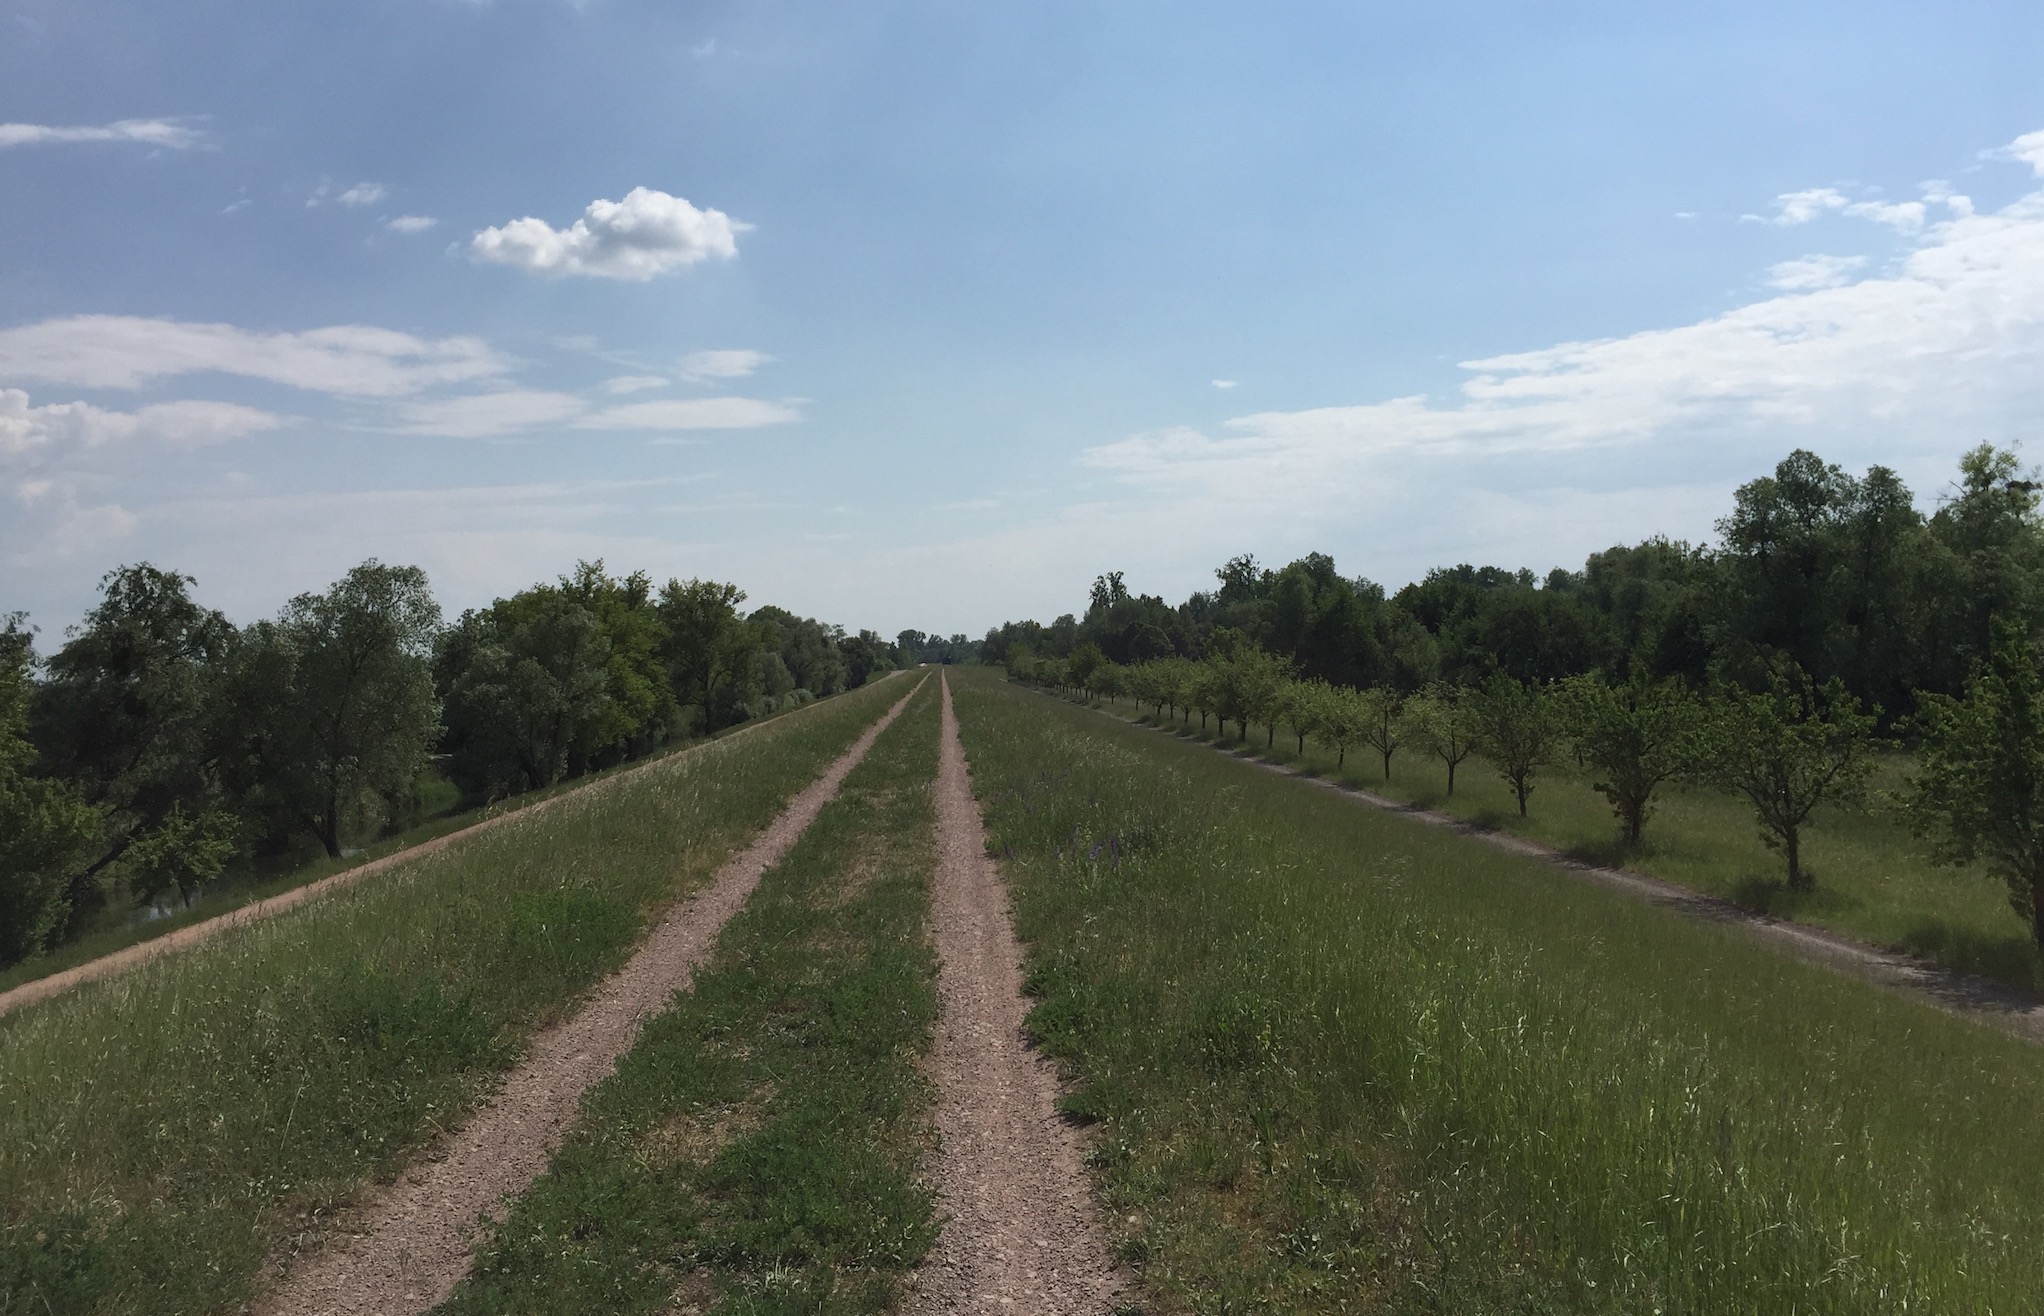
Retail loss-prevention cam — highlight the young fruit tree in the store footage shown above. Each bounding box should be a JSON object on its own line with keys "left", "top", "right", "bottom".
{"left": 1403, "top": 682, "right": 1480, "bottom": 794}
{"left": 1908, "top": 619, "right": 2044, "bottom": 949}
{"left": 1560, "top": 671, "right": 1703, "bottom": 847}
{"left": 1358, "top": 687, "right": 1404, "bottom": 780}
{"left": 1317, "top": 684, "right": 1367, "bottom": 768}
{"left": 1473, "top": 674, "right": 1554, "bottom": 816}
{"left": 1277, "top": 679, "right": 1323, "bottom": 755}
{"left": 1704, "top": 660, "right": 1876, "bottom": 890}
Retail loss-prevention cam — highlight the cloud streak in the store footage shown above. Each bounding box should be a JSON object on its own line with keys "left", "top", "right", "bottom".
{"left": 0, "top": 315, "right": 507, "bottom": 396}
{"left": 0, "top": 118, "right": 205, "bottom": 150}
{"left": 470, "top": 187, "right": 747, "bottom": 280}
{"left": 1, "top": 388, "right": 283, "bottom": 457}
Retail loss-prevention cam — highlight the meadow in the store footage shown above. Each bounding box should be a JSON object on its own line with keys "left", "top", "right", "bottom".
{"left": 1100, "top": 693, "right": 2042, "bottom": 991}
{"left": 443, "top": 673, "right": 944, "bottom": 1316}
{"left": 955, "top": 669, "right": 2044, "bottom": 1312}
{"left": 0, "top": 675, "right": 905, "bottom": 1316}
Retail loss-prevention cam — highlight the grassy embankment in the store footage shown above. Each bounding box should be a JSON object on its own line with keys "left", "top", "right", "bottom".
{"left": 443, "top": 672, "right": 944, "bottom": 1316}
{"left": 0, "top": 684, "right": 889, "bottom": 998}
{"left": 0, "top": 675, "right": 908, "bottom": 1316}
{"left": 956, "top": 668, "right": 2044, "bottom": 1313}
{"left": 1090, "top": 692, "right": 2041, "bottom": 991}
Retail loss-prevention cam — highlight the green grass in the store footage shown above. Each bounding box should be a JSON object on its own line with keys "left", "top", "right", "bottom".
{"left": 957, "top": 669, "right": 2044, "bottom": 1313}
{"left": 1096, "top": 694, "right": 2043, "bottom": 992}
{"left": 0, "top": 689, "right": 881, "bottom": 999}
{"left": 0, "top": 675, "right": 910, "bottom": 1316}
{"left": 442, "top": 674, "right": 943, "bottom": 1316}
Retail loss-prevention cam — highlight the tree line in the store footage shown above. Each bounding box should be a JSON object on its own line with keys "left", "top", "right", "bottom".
{"left": 992, "top": 444, "right": 2044, "bottom": 951}
{"left": 0, "top": 560, "right": 956, "bottom": 968}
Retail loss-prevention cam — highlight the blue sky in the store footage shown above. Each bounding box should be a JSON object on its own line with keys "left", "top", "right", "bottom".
{"left": 6, "top": 1, "right": 2044, "bottom": 638}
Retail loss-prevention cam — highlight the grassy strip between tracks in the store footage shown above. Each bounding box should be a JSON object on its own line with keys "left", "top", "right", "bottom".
{"left": 0, "top": 675, "right": 909, "bottom": 1316}
{"left": 952, "top": 668, "right": 2044, "bottom": 1314}
{"left": 1094, "top": 692, "right": 2044, "bottom": 992}
{"left": 441, "top": 673, "right": 942, "bottom": 1316}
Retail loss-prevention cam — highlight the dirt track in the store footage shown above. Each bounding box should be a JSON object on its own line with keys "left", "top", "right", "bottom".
{"left": 255, "top": 681, "right": 921, "bottom": 1316}
{"left": 907, "top": 673, "right": 1122, "bottom": 1314}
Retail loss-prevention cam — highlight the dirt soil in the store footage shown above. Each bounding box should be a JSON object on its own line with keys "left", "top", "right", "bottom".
{"left": 1106, "top": 701, "right": 2044, "bottom": 1046}
{"left": 906, "top": 673, "right": 1123, "bottom": 1314}
{"left": 0, "top": 679, "right": 905, "bottom": 1021}
{"left": 254, "top": 680, "right": 922, "bottom": 1316}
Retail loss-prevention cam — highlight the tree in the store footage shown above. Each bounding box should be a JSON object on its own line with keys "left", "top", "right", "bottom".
{"left": 0, "top": 619, "right": 100, "bottom": 965}
{"left": 1404, "top": 682, "right": 1480, "bottom": 794}
{"left": 1908, "top": 618, "right": 2044, "bottom": 949}
{"left": 436, "top": 593, "right": 617, "bottom": 798}
{"left": 1705, "top": 659, "right": 1876, "bottom": 890}
{"left": 1276, "top": 679, "right": 1322, "bottom": 755}
{"left": 1316, "top": 684, "right": 1367, "bottom": 769}
{"left": 31, "top": 564, "right": 235, "bottom": 932}
{"left": 657, "top": 578, "right": 760, "bottom": 731}
{"left": 1560, "top": 671, "right": 1703, "bottom": 847}
{"left": 1357, "top": 687, "right": 1404, "bottom": 780}
{"left": 227, "top": 561, "right": 441, "bottom": 857}
{"left": 122, "top": 803, "right": 239, "bottom": 911}
{"left": 1473, "top": 674, "right": 1555, "bottom": 816}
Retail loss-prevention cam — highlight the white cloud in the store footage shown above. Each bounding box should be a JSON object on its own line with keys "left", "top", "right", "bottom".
{"left": 603, "top": 374, "right": 668, "bottom": 394}
{"left": 1211, "top": 379, "right": 1238, "bottom": 389}
{"left": 338, "top": 182, "right": 387, "bottom": 207}
{"left": 1996, "top": 130, "right": 2044, "bottom": 177}
{"left": 1750, "top": 187, "right": 1850, "bottom": 225}
{"left": 395, "top": 389, "right": 587, "bottom": 438}
{"left": 1086, "top": 145, "right": 2044, "bottom": 522}
{"left": 1766, "top": 253, "right": 1867, "bottom": 291}
{"left": 0, "top": 315, "right": 507, "bottom": 396}
{"left": 386, "top": 214, "right": 438, "bottom": 234}
{"left": 680, "top": 349, "right": 770, "bottom": 381}
{"left": 577, "top": 397, "right": 800, "bottom": 430}
{"left": 1846, "top": 198, "right": 1926, "bottom": 232}
{"left": 0, "top": 388, "right": 283, "bottom": 457}
{"left": 0, "top": 118, "right": 205, "bottom": 150}
{"left": 470, "top": 187, "right": 747, "bottom": 280}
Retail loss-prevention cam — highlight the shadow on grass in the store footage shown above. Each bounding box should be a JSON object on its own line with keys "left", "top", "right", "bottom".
{"left": 1726, "top": 873, "right": 1864, "bottom": 921}
{"left": 1896, "top": 920, "right": 2043, "bottom": 992}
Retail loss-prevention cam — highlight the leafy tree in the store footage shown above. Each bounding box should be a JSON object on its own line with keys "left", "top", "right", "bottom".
{"left": 657, "top": 578, "right": 761, "bottom": 731}
{"left": 31, "top": 564, "right": 235, "bottom": 931}
{"left": 0, "top": 619, "right": 100, "bottom": 965}
{"left": 1276, "top": 679, "right": 1322, "bottom": 754}
{"left": 1705, "top": 659, "right": 1876, "bottom": 890}
{"left": 1315, "top": 684, "right": 1366, "bottom": 768}
{"left": 1560, "top": 671, "right": 1703, "bottom": 847}
{"left": 436, "top": 593, "right": 616, "bottom": 798}
{"left": 1908, "top": 618, "right": 2044, "bottom": 949}
{"left": 123, "top": 804, "right": 239, "bottom": 911}
{"left": 227, "top": 561, "right": 441, "bottom": 857}
{"left": 1358, "top": 687, "right": 1404, "bottom": 780}
{"left": 1473, "top": 674, "right": 1555, "bottom": 816}
{"left": 1404, "top": 682, "right": 1480, "bottom": 793}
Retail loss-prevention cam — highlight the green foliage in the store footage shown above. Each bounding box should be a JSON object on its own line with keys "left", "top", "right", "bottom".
{"left": 1402, "top": 681, "right": 1480, "bottom": 793}
{"left": 1558, "top": 670, "right": 1703, "bottom": 845}
{"left": 0, "top": 622, "right": 100, "bottom": 964}
{"left": 224, "top": 561, "right": 442, "bottom": 856}
{"left": 1355, "top": 686, "right": 1403, "bottom": 780}
{"left": 120, "top": 804, "right": 239, "bottom": 910}
{"left": 1908, "top": 618, "right": 2044, "bottom": 947}
{"left": 1472, "top": 673, "right": 1556, "bottom": 816}
{"left": 1704, "top": 660, "right": 1876, "bottom": 890}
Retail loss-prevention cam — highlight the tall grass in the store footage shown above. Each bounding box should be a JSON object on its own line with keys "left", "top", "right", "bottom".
{"left": 956, "top": 671, "right": 2044, "bottom": 1312}
{"left": 0, "top": 676, "right": 908, "bottom": 1316}
{"left": 1103, "top": 694, "right": 2042, "bottom": 991}
{"left": 443, "top": 675, "right": 943, "bottom": 1316}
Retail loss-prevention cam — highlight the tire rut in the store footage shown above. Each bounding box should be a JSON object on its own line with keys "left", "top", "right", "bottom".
{"left": 255, "top": 679, "right": 924, "bottom": 1316}
{"left": 907, "top": 672, "right": 1122, "bottom": 1315}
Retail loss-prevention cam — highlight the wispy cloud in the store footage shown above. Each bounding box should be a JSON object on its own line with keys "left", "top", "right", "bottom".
{"left": 603, "top": 374, "right": 668, "bottom": 394}
{"left": 577, "top": 397, "right": 800, "bottom": 430}
{"left": 470, "top": 187, "right": 747, "bottom": 280}
{"left": 395, "top": 389, "right": 586, "bottom": 438}
{"left": 0, "top": 315, "right": 507, "bottom": 396}
{"left": 385, "top": 215, "right": 438, "bottom": 234}
{"left": 1766, "top": 253, "right": 1867, "bottom": 291}
{"left": 1745, "top": 185, "right": 1932, "bottom": 232}
{"left": 337, "top": 182, "right": 387, "bottom": 207}
{"left": 1210, "top": 379, "right": 1238, "bottom": 389}
{"left": 1, "top": 388, "right": 283, "bottom": 457}
{"left": 0, "top": 118, "right": 206, "bottom": 150}
{"left": 680, "top": 349, "right": 770, "bottom": 381}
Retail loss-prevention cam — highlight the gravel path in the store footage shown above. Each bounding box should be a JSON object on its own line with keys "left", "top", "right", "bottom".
{"left": 1101, "top": 701, "right": 2044, "bottom": 1045}
{"left": 0, "top": 683, "right": 901, "bottom": 1021}
{"left": 907, "top": 673, "right": 1123, "bottom": 1315}
{"left": 255, "top": 680, "right": 923, "bottom": 1316}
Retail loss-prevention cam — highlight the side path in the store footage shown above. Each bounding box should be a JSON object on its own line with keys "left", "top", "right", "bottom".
{"left": 1085, "top": 695, "right": 2044, "bottom": 1045}
{"left": 0, "top": 677, "right": 902, "bottom": 1020}
{"left": 257, "top": 679, "right": 924, "bottom": 1316}
{"left": 908, "top": 672, "right": 1123, "bottom": 1314}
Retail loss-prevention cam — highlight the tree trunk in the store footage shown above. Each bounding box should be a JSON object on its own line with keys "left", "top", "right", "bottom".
{"left": 2032, "top": 872, "right": 2044, "bottom": 950}
{"left": 1447, "top": 760, "right": 1457, "bottom": 794}
{"left": 1296, "top": 732, "right": 1306, "bottom": 754}
{"left": 1338, "top": 746, "right": 1346, "bottom": 767}
{"left": 1515, "top": 777, "right": 1530, "bottom": 815}
{"left": 1266, "top": 725, "right": 1274, "bottom": 748}
{"left": 1785, "top": 825, "right": 1809, "bottom": 891}
{"left": 1381, "top": 750, "right": 1392, "bottom": 780}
